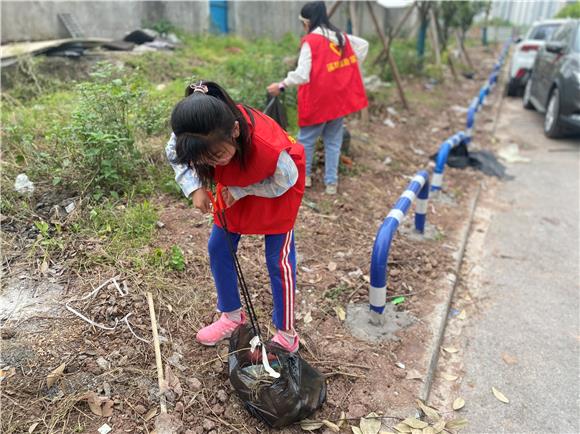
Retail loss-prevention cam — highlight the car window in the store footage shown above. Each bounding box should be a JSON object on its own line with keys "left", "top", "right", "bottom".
{"left": 551, "top": 23, "right": 572, "bottom": 44}
{"left": 529, "top": 24, "right": 560, "bottom": 41}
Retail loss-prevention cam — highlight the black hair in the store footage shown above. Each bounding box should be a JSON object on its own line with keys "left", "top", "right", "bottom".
{"left": 300, "top": 1, "right": 345, "bottom": 49}
{"left": 170, "top": 81, "right": 252, "bottom": 187}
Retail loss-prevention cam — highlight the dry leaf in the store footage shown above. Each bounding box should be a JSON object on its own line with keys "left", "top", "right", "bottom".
{"left": 337, "top": 411, "right": 347, "bottom": 428}
{"left": 457, "top": 310, "right": 466, "bottom": 320}
{"left": 352, "top": 427, "right": 363, "bottom": 434}
{"left": 491, "top": 387, "right": 509, "bottom": 403}
{"left": 164, "top": 365, "right": 183, "bottom": 398}
{"left": 406, "top": 369, "right": 422, "bottom": 380}
{"left": 335, "top": 306, "right": 346, "bottom": 321}
{"left": 300, "top": 419, "right": 324, "bottom": 431}
{"left": 402, "top": 418, "right": 427, "bottom": 429}
{"left": 304, "top": 311, "right": 313, "bottom": 324}
{"left": 411, "top": 430, "right": 423, "bottom": 434}
{"left": 445, "top": 418, "right": 468, "bottom": 430}
{"left": 46, "top": 363, "right": 66, "bottom": 388}
{"left": 416, "top": 400, "right": 440, "bottom": 421}
{"left": 0, "top": 366, "right": 16, "bottom": 382}
{"left": 328, "top": 261, "right": 337, "bottom": 271}
{"left": 360, "top": 412, "right": 381, "bottom": 434}
{"left": 322, "top": 420, "right": 341, "bottom": 432}
{"left": 453, "top": 397, "right": 465, "bottom": 410}
{"left": 144, "top": 407, "right": 157, "bottom": 421}
{"left": 432, "top": 419, "right": 446, "bottom": 433}
{"left": 440, "top": 372, "right": 458, "bottom": 381}
{"left": 380, "top": 432, "right": 396, "bottom": 434}
{"left": 40, "top": 260, "right": 49, "bottom": 274}
{"left": 501, "top": 353, "right": 518, "bottom": 365}
{"left": 84, "top": 392, "right": 114, "bottom": 417}
{"left": 28, "top": 422, "right": 39, "bottom": 433}
{"left": 442, "top": 347, "right": 459, "bottom": 354}
{"left": 393, "top": 423, "right": 412, "bottom": 433}
{"left": 422, "top": 428, "right": 435, "bottom": 434}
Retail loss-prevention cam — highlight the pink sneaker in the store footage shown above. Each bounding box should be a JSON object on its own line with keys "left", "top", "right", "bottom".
{"left": 271, "top": 331, "right": 299, "bottom": 353}
{"left": 196, "top": 312, "right": 246, "bottom": 346}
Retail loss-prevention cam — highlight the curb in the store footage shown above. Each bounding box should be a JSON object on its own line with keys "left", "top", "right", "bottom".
{"left": 418, "top": 183, "right": 482, "bottom": 403}
{"left": 418, "top": 54, "right": 508, "bottom": 404}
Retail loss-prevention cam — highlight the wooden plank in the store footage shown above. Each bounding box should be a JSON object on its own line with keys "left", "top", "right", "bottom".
{"left": 349, "top": 1, "right": 369, "bottom": 124}
{"left": 373, "top": 2, "right": 415, "bottom": 65}
{"left": 429, "top": 8, "right": 441, "bottom": 66}
{"left": 328, "top": 1, "right": 342, "bottom": 19}
{"left": 366, "top": 1, "right": 409, "bottom": 110}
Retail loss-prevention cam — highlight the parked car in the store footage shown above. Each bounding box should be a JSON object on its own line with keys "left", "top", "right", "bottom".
{"left": 523, "top": 19, "right": 580, "bottom": 138}
{"left": 506, "top": 19, "right": 566, "bottom": 96}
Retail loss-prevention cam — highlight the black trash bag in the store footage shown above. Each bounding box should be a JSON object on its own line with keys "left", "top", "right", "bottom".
{"left": 263, "top": 95, "right": 288, "bottom": 131}
{"left": 431, "top": 142, "right": 512, "bottom": 179}
{"left": 228, "top": 324, "right": 327, "bottom": 428}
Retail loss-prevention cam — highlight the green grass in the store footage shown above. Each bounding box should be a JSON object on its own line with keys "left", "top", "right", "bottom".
{"left": 2, "top": 30, "right": 458, "bottom": 278}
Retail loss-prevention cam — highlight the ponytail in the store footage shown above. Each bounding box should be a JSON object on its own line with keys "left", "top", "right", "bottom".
{"left": 170, "top": 81, "right": 252, "bottom": 186}
{"left": 300, "top": 1, "right": 345, "bottom": 49}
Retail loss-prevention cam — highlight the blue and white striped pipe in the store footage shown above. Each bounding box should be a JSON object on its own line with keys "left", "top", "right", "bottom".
{"left": 477, "top": 84, "right": 489, "bottom": 110}
{"left": 431, "top": 132, "right": 466, "bottom": 192}
{"left": 465, "top": 98, "right": 478, "bottom": 144}
{"left": 369, "top": 170, "right": 430, "bottom": 324}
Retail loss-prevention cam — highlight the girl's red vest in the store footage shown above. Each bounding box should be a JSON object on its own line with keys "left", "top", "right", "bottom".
{"left": 298, "top": 32, "right": 368, "bottom": 127}
{"left": 213, "top": 106, "right": 305, "bottom": 235}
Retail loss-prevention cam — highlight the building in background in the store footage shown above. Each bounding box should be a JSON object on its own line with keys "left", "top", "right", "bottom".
{"left": 1, "top": 1, "right": 415, "bottom": 44}
{"left": 491, "top": 0, "right": 569, "bottom": 27}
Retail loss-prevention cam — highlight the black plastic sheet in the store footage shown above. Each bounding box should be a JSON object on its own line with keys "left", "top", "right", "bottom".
{"left": 432, "top": 142, "right": 511, "bottom": 179}
{"left": 228, "top": 324, "right": 327, "bottom": 428}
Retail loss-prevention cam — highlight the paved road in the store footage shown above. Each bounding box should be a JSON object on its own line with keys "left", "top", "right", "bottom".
{"left": 455, "top": 97, "right": 579, "bottom": 433}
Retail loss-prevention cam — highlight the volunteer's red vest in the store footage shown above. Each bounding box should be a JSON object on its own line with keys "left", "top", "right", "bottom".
{"left": 213, "top": 106, "right": 305, "bottom": 235}
{"left": 297, "top": 32, "right": 368, "bottom": 127}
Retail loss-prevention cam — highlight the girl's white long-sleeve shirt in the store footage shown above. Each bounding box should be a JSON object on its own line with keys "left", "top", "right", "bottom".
{"left": 282, "top": 27, "right": 369, "bottom": 88}
{"left": 165, "top": 134, "right": 298, "bottom": 200}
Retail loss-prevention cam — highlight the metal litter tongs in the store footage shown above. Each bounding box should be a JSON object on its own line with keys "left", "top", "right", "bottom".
{"left": 207, "top": 184, "right": 280, "bottom": 379}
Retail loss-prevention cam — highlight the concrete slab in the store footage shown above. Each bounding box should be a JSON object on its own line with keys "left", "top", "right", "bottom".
{"left": 345, "top": 303, "right": 415, "bottom": 343}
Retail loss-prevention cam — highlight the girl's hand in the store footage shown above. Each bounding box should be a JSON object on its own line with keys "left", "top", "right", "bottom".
{"left": 221, "top": 187, "right": 236, "bottom": 208}
{"left": 267, "top": 82, "right": 281, "bottom": 96}
{"left": 192, "top": 188, "right": 211, "bottom": 214}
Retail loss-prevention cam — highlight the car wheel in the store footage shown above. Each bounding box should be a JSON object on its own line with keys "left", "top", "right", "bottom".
{"left": 522, "top": 79, "right": 534, "bottom": 110}
{"left": 506, "top": 78, "right": 518, "bottom": 97}
{"left": 544, "top": 88, "right": 563, "bottom": 138}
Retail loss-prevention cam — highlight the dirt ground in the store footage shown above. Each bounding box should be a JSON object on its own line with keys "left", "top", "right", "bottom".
{"left": 1, "top": 46, "right": 503, "bottom": 433}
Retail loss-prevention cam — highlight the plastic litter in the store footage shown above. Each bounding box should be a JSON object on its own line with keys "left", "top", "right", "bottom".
{"left": 391, "top": 296, "right": 406, "bottom": 305}
{"left": 98, "top": 424, "right": 112, "bottom": 434}
{"left": 229, "top": 324, "right": 327, "bottom": 428}
{"left": 14, "top": 173, "right": 34, "bottom": 194}
{"left": 498, "top": 143, "right": 531, "bottom": 163}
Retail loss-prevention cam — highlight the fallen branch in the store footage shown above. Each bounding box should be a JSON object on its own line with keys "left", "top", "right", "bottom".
{"left": 146, "top": 291, "right": 167, "bottom": 414}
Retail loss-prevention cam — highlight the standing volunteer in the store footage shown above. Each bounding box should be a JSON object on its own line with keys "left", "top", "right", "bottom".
{"left": 166, "top": 81, "right": 305, "bottom": 353}
{"left": 267, "top": 1, "right": 369, "bottom": 195}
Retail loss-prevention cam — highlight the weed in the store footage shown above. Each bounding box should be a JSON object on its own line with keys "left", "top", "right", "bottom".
{"left": 324, "top": 284, "right": 350, "bottom": 300}
{"left": 85, "top": 200, "right": 158, "bottom": 257}
{"left": 32, "top": 220, "right": 65, "bottom": 260}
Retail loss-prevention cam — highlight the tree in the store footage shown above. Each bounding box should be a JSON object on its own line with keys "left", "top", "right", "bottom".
{"left": 415, "top": 1, "right": 432, "bottom": 68}
{"left": 556, "top": 2, "right": 580, "bottom": 19}
{"left": 438, "top": 1, "right": 486, "bottom": 49}
{"left": 456, "top": 1, "right": 486, "bottom": 45}
{"left": 438, "top": 1, "right": 457, "bottom": 50}
{"left": 481, "top": 1, "right": 492, "bottom": 46}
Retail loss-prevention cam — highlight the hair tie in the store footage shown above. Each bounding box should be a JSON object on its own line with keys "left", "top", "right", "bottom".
{"left": 190, "top": 81, "right": 208, "bottom": 94}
